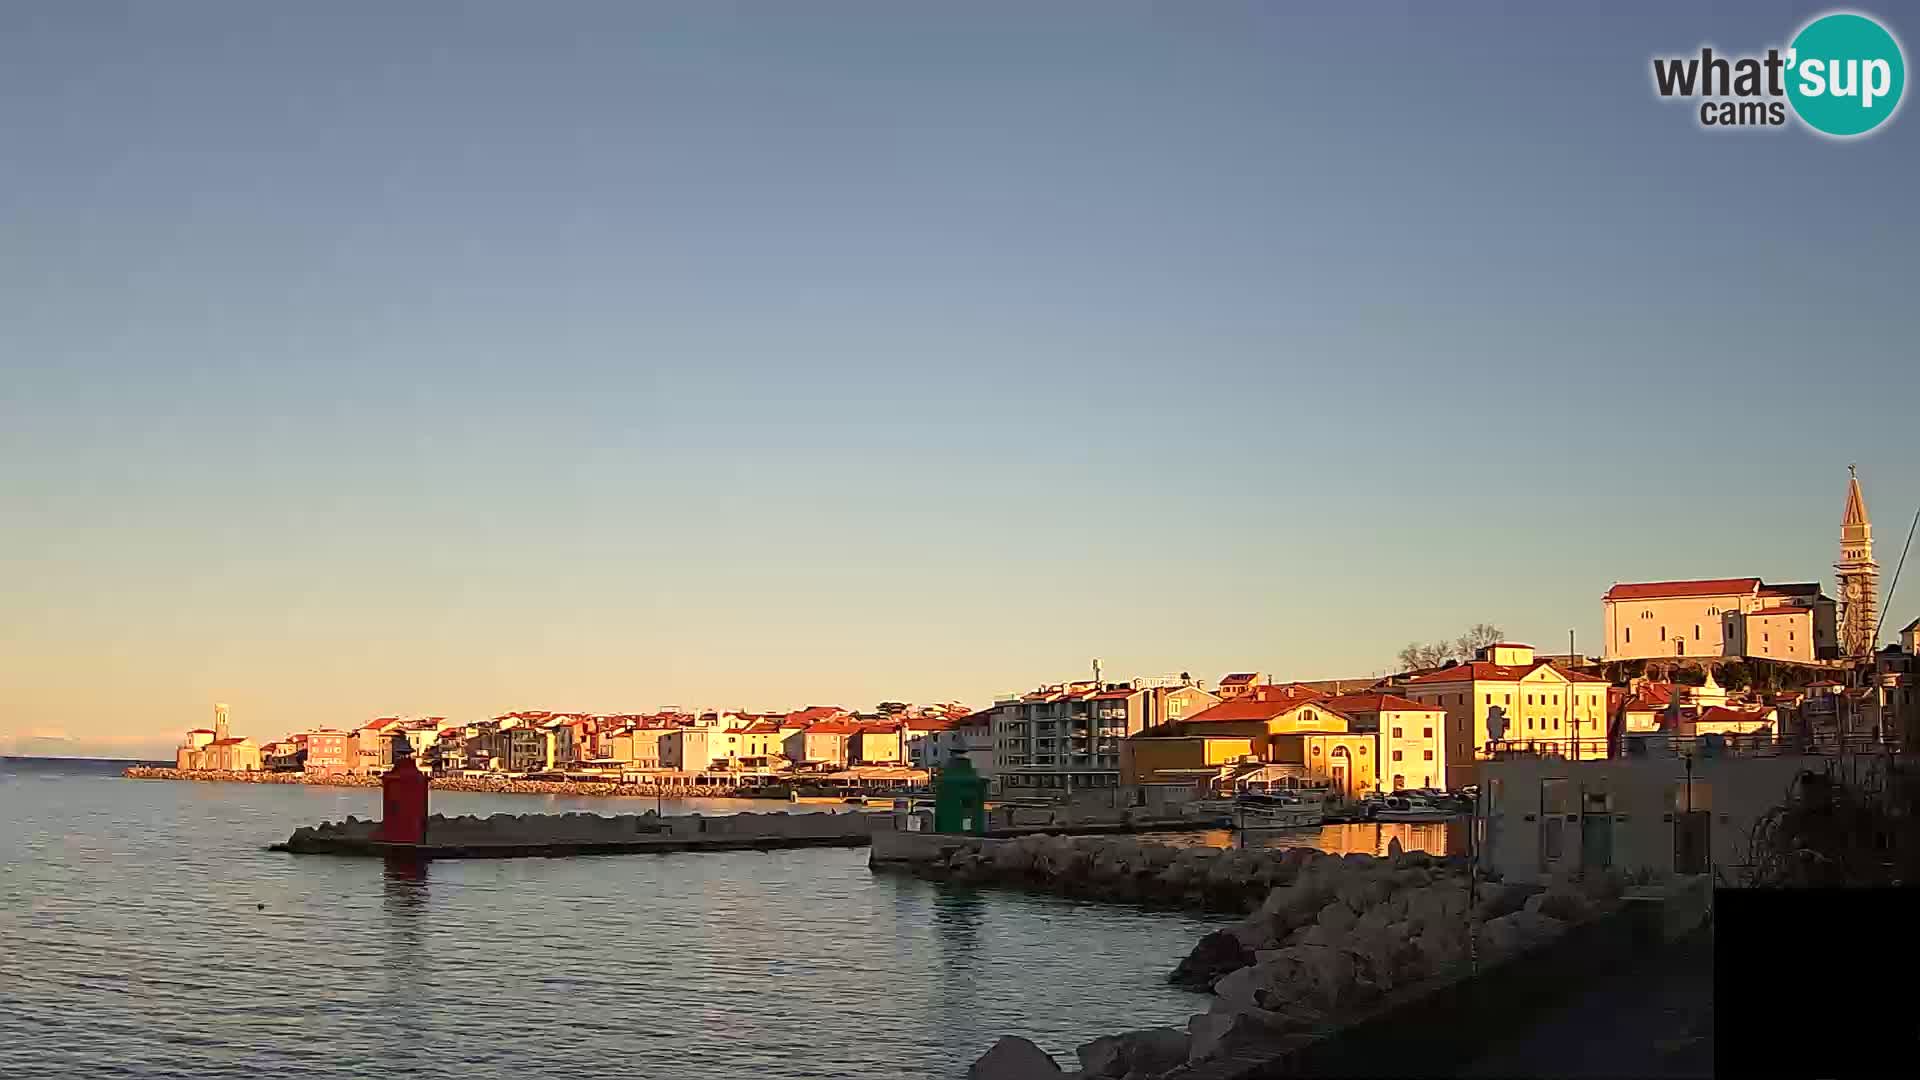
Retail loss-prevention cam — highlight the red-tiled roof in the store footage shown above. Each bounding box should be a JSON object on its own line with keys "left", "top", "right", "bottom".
{"left": 1322, "top": 692, "right": 1443, "bottom": 715}
{"left": 1185, "top": 692, "right": 1336, "bottom": 724}
{"left": 905, "top": 718, "right": 952, "bottom": 731}
{"left": 785, "top": 706, "right": 848, "bottom": 726}
{"left": 856, "top": 722, "right": 902, "bottom": 735}
{"left": 805, "top": 720, "right": 861, "bottom": 735}
{"left": 208, "top": 738, "right": 249, "bottom": 747}
{"left": 744, "top": 720, "right": 783, "bottom": 734}
{"left": 186, "top": 728, "right": 215, "bottom": 735}
{"left": 1605, "top": 578, "right": 1760, "bottom": 601}
{"left": 1748, "top": 607, "right": 1812, "bottom": 618}
{"left": 1698, "top": 705, "right": 1774, "bottom": 725}
{"left": 1091, "top": 689, "right": 1137, "bottom": 701}
{"left": 1408, "top": 661, "right": 1609, "bottom": 685}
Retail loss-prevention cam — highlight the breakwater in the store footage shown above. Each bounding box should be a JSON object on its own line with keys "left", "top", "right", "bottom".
{"left": 872, "top": 833, "right": 1668, "bottom": 1080}
{"left": 123, "top": 766, "right": 747, "bottom": 799}
{"left": 276, "top": 808, "right": 884, "bottom": 858}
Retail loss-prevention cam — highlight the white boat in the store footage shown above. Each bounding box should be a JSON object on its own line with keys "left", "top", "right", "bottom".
{"left": 1370, "top": 796, "right": 1457, "bottom": 823}
{"left": 1233, "top": 793, "right": 1325, "bottom": 830}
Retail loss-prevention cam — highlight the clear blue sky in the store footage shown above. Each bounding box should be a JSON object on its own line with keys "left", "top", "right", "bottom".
{"left": 3, "top": 1, "right": 1916, "bottom": 755}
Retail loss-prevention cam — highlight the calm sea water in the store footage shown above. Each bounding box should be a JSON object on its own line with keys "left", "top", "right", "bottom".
{"left": 1, "top": 759, "right": 1223, "bottom": 1079}
{"left": 0, "top": 758, "right": 1460, "bottom": 1079}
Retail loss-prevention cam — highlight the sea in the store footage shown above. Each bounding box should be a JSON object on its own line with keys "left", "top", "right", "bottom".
{"left": 0, "top": 757, "right": 1455, "bottom": 1079}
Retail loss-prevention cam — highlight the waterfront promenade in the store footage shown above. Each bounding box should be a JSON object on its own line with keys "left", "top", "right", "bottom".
{"left": 126, "top": 765, "right": 782, "bottom": 800}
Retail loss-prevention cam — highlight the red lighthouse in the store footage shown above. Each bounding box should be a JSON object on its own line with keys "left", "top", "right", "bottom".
{"left": 375, "top": 733, "right": 430, "bottom": 845}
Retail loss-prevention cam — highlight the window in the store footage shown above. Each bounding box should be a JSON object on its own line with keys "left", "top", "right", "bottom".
{"left": 1393, "top": 750, "right": 1404, "bottom": 761}
{"left": 1423, "top": 750, "right": 1434, "bottom": 760}
{"left": 1484, "top": 694, "right": 1492, "bottom": 705}
{"left": 1359, "top": 745, "right": 1367, "bottom": 755}
{"left": 1764, "top": 633, "right": 1770, "bottom": 643}
{"left": 1694, "top": 625, "right": 1700, "bottom": 640}
{"left": 1660, "top": 626, "right": 1667, "bottom": 641}
{"left": 1527, "top": 694, "right": 1534, "bottom": 705}
{"left": 1526, "top": 718, "right": 1534, "bottom": 730}
{"left": 1553, "top": 719, "right": 1560, "bottom": 730}
{"left": 1312, "top": 745, "right": 1321, "bottom": 756}
{"left": 1392, "top": 726, "right": 1403, "bottom": 738}
{"left": 1790, "top": 630, "right": 1795, "bottom": 641}
{"left": 1504, "top": 694, "right": 1512, "bottom": 704}
{"left": 1626, "top": 628, "right": 1632, "bottom": 644}
{"left": 1424, "top": 726, "right": 1433, "bottom": 737}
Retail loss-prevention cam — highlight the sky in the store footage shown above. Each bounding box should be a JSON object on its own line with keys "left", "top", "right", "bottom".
{"left": 4, "top": 1, "right": 1918, "bottom": 758}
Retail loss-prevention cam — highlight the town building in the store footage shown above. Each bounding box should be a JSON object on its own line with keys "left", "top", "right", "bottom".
{"left": 300, "top": 730, "right": 356, "bottom": 776}
{"left": 658, "top": 726, "right": 716, "bottom": 772}
{"left": 849, "top": 722, "right": 905, "bottom": 765}
{"left": 1476, "top": 750, "right": 1847, "bottom": 885}
{"left": 793, "top": 719, "right": 860, "bottom": 768}
{"left": 994, "top": 676, "right": 1218, "bottom": 792}
{"left": 905, "top": 711, "right": 994, "bottom": 773}
{"left": 1123, "top": 685, "right": 1377, "bottom": 800}
{"left": 174, "top": 728, "right": 216, "bottom": 769}
{"left": 196, "top": 737, "right": 262, "bottom": 771}
{"left": 1323, "top": 692, "right": 1449, "bottom": 792}
{"left": 1602, "top": 579, "right": 1836, "bottom": 661}
{"left": 1399, "top": 643, "right": 1610, "bottom": 785}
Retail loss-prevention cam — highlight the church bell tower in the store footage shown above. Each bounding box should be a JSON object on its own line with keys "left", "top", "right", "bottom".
{"left": 1836, "top": 465, "right": 1880, "bottom": 657}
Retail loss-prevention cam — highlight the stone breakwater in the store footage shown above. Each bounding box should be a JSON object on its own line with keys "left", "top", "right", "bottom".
{"left": 122, "top": 766, "right": 745, "bottom": 799}
{"left": 879, "top": 833, "right": 1630, "bottom": 1080}
{"left": 278, "top": 808, "right": 883, "bottom": 857}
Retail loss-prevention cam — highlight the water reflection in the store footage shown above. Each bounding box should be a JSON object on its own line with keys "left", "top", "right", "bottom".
{"left": 1156, "top": 820, "right": 1466, "bottom": 857}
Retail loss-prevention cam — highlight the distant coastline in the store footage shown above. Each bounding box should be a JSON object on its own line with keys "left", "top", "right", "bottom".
{"left": 123, "top": 765, "right": 760, "bottom": 800}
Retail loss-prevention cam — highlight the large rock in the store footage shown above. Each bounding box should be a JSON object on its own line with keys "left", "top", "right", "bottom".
{"left": 970, "top": 1036, "right": 1063, "bottom": 1079}
{"left": 1169, "top": 928, "right": 1253, "bottom": 989}
{"left": 1075, "top": 1027, "right": 1187, "bottom": 1078}
{"left": 1186, "top": 1011, "right": 1265, "bottom": 1064}
{"left": 1524, "top": 887, "right": 1596, "bottom": 923}
{"left": 1481, "top": 910, "right": 1568, "bottom": 959}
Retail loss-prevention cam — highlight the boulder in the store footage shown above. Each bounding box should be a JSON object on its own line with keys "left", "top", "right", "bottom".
{"left": 1187, "top": 1010, "right": 1276, "bottom": 1064}
{"left": 1524, "top": 888, "right": 1595, "bottom": 924}
{"left": 1075, "top": 1027, "right": 1188, "bottom": 1078}
{"left": 1168, "top": 928, "right": 1254, "bottom": 989}
{"left": 970, "top": 1036, "right": 1063, "bottom": 1079}
{"left": 1481, "top": 910, "right": 1568, "bottom": 959}
{"left": 1315, "top": 900, "right": 1358, "bottom": 934}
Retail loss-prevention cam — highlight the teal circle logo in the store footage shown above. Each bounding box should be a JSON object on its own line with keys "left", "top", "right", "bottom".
{"left": 1787, "top": 12, "right": 1905, "bottom": 137}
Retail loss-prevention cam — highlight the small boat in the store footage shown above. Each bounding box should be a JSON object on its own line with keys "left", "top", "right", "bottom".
{"left": 1233, "top": 792, "right": 1325, "bottom": 830}
{"left": 1371, "top": 796, "right": 1457, "bottom": 822}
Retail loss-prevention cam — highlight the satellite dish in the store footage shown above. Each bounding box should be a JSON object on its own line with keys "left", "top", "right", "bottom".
{"left": 1486, "top": 705, "right": 1509, "bottom": 743}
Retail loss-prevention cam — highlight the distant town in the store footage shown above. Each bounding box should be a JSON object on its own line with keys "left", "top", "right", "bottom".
{"left": 165, "top": 468, "right": 1919, "bottom": 803}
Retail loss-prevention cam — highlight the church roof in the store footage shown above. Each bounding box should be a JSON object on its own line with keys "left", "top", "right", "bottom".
{"left": 1844, "top": 468, "right": 1870, "bottom": 528}
{"left": 1604, "top": 578, "right": 1760, "bottom": 601}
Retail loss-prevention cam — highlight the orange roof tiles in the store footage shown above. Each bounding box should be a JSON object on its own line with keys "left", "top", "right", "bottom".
{"left": 1322, "top": 692, "right": 1443, "bottom": 715}
{"left": 1407, "top": 661, "right": 1608, "bottom": 685}
{"left": 1604, "top": 578, "right": 1760, "bottom": 601}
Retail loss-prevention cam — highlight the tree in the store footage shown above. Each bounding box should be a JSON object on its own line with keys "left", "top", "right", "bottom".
{"left": 1395, "top": 622, "right": 1508, "bottom": 672}
{"left": 1454, "top": 623, "right": 1506, "bottom": 659}
{"left": 1396, "top": 640, "right": 1455, "bottom": 671}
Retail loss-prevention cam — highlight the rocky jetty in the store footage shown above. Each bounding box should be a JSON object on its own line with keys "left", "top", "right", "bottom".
{"left": 951, "top": 834, "right": 1630, "bottom": 1079}
{"left": 277, "top": 808, "right": 883, "bottom": 856}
